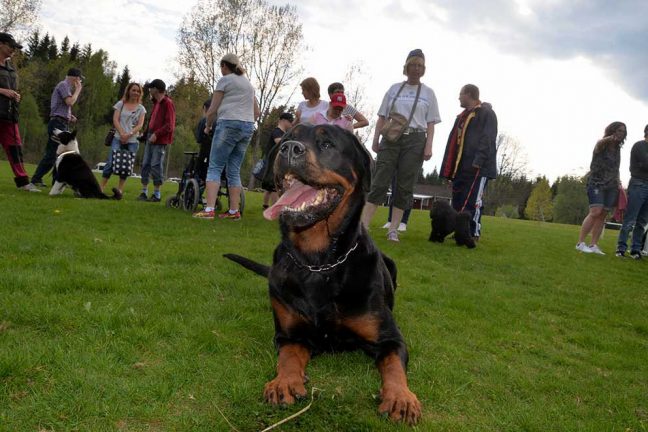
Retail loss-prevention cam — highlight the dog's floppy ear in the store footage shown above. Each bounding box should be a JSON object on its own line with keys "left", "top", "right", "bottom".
{"left": 70, "top": 130, "right": 77, "bottom": 140}
{"left": 349, "top": 133, "right": 373, "bottom": 193}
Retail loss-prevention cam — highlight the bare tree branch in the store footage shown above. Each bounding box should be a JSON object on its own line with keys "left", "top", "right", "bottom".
{"left": 0, "top": 0, "right": 41, "bottom": 34}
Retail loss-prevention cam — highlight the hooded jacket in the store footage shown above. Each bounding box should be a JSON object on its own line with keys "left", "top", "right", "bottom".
{"left": 441, "top": 102, "right": 498, "bottom": 180}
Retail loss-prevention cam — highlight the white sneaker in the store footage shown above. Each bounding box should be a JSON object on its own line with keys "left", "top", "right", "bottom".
{"left": 381, "top": 222, "right": 391, "bottom": 229}
{"left": 20, "top": 183, "right": 41, "bottom": 192}
{"left": 397, "top": 222, "right": 407, "bottom": 232}
{"left": 575, "top": 242, "right": 593, "bottom": 253}
{"left": 589, "top": 244, "right": 605, "bottom": 255}
{"left": 387, "top": 230, "right": 400, "bottom": 242}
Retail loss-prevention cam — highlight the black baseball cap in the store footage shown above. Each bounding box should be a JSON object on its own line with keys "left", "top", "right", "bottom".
{"left": 0, "top": 32, "right": 22, "bottom": 50}
{"left": 144, "top": 79, "right": 166, "bottom": 92}
{"left": 67, "top": 68, "right": 85, "bottom": 80}
{"left": 279, "top": 112, "right": 294, "bottom": 122}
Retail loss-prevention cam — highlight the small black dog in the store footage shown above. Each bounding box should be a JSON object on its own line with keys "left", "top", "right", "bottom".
{"left": 429, "top": 200, "right": 475, "bottom": 248}
{"left": 49, "top": 129, "right": 121, "bottom": 200}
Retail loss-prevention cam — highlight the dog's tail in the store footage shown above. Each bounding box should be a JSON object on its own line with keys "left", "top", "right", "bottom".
{"left": 223, "top": 254, "right": 269, "bottom": 278}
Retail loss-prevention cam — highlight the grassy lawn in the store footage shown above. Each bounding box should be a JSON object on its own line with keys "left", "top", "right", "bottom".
{"left": 0, "top": 161, "right": 646, "bottom": 431}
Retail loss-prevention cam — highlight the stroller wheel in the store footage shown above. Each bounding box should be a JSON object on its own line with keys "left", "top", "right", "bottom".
{"left": 182, "top": 178, "right": 200, "bottom": 212}
{"left": 166, "top": 196, "right": 181, "bottom": 208}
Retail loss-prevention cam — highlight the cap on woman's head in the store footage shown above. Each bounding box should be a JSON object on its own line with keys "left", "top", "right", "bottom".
{"left": 406, "top": 49, "right": 425, "bottom": 62}
{"left": 221, "top": 53, "right": 240, "bottom": 68}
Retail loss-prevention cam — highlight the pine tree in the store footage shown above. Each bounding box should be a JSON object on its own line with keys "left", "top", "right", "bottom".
{"left": 47, "top": 36, "right": 58, "bottom": 60}
{"left": 60, "top": 36, "right": 70, "bottom": 55}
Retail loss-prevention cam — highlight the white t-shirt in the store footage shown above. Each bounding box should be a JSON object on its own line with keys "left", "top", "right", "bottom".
{"left": 215, "top": 74, "right": 256, "bottom": 122}
{"left": 113, "top": 101, "right": 146, "bottom": 143}
{"left": 297, "top": 100, "right": 328, "bottom": 124}
{"left": 377, "top": 82, "right": 441, "bottom": 130}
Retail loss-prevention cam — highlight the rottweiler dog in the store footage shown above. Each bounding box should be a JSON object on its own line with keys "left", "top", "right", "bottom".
{"left": 224, "top": 124, "right": 421, "bottom": 425}
{"left": 429, "top": 200, "right": 476, "bottom": 248}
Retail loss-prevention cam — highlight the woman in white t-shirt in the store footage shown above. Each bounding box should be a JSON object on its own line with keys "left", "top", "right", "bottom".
{"left": 193, "top": 53, "right": 260, "bottom": 220}
{"left": 294, "top": 77, "right": 328, "bottom": 125}
{"left": 361, "top": 49, "right": 442, "bottom": 242}
{"left": 100, "top": 82, "right": 146, "bottom": 194}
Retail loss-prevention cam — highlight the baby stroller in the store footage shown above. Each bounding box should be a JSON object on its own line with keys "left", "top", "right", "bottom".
{"left": 166, "top": 151, "right": 245, "bottom": 214}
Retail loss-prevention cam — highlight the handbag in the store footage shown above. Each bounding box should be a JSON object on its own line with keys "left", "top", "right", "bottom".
{"left": 111, "top": 147, "right": 134, "bottom": 176}
{"left": 104, "top": 104, "right": 124, "bottom": 146}
{"left": 380, "top": 82, "right": 422, "bottom": 143}
{"left": 252, "top": 158, "right": 266, "bottom": 181}
{"left": 104, "top": 128, "right": 116, "bottom": 146}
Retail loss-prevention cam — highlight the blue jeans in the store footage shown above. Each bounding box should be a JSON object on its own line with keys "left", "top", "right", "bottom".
{"left": 616, "top": 178, "right": 648, "bottom": 253}
{"left": 140, "top": 142, "right": 167, "bottom": 186}
{"left": 206, "top": 119, "right": 255, "bottom": 187}
{"left": 32, "top": 117, "right": 69, "bottom": 183}
{"left": 103, "top": 138, "right": 139, "bottom": 179}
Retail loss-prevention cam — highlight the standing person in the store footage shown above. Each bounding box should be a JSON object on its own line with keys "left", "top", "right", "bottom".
{"left": 261, "top": 112, "right": 293, "bottom": 209}
{"left": 195, "top": 99, "right": 214, "bottom": 184}
{"left": 616, "top": 124, "right": 648, "bottom": 259}
{"left": 382, "top": 177, "right": 411, "bottom": 231}
{"left": 193, "top": 53, "right": 259, "bottom": 220}
{"left": 30, "top": 67, "right": 83, "bottom": 187}
{"left": 293, "top": 77, "right": 328, "bottom": 125}
{"left": 327, "top": 82, "right": 369, "bottom": 129}
{"left": 0, "top": 33, "right": 39, "bottom": 192}
{"left": 576, "top": 122, "right": 626, "bottom": 254}
{"left": 310, "top": 93, "right": 353, "bottom": 131}
{"left": 100, "top": 82, "right": 146, "bottom": 194}
{"left": 439, "top": 84, "right": 498, "bottom": 241}
{"left": 361, "top": 49, "right": 441, "bottom": 242}
{"left": 137, "top": 79, "right": 176, "bottom": 202}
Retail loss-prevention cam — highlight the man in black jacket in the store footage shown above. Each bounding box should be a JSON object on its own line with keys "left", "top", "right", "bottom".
{"left": 440, "top": 84, "right": 497, "bottom": 239}
{"left": 616, "top": 124, "right": 648, "bottom": 259}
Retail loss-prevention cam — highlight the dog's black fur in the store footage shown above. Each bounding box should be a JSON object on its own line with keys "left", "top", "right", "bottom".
{"left": 429, "top": 200, "right": 476, "bottom": 248}
{"left": 50, "top": 130, "right": 121, "bottom": 200}
{"left": 224, "top": 124, "right": 421, "bottom": 425}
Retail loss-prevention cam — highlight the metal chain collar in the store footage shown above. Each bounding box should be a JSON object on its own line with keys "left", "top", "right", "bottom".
{"left": 287, "top": 242, "right": 359, "bottom": 273}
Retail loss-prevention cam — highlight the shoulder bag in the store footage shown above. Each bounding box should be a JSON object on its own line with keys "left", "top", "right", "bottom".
{"left": 380, "top": 82, "right": 422, "bottom": 143}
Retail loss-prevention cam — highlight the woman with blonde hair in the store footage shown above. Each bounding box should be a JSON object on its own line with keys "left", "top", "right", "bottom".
{"left": 100, "top": 82, "right": 146, "bottom": 194}
{"left": 294, "top": 77, "right": 328, "bottom": 125}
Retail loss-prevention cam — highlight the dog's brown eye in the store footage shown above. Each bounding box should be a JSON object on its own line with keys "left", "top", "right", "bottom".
{"left": 319, "top": 140, "right": 333, "bottom": 150}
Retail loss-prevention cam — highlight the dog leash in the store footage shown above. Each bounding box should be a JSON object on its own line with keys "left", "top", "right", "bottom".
{"left": 287, "top": 242, "right": 359, "bottom": 272}
{"left": 459, "top": 168, "right": 480, "bottom": 212}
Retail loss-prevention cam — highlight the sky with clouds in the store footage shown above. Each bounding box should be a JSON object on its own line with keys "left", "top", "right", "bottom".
{"left": 38, "top": 0, "right": 648, "bottom": 183}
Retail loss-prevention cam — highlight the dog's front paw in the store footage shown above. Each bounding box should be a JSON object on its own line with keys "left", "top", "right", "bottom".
{"left": 264, "top": 375, "right": 307, "bottom": 405}
{"left": 379, "top": 386, "right": 422, "bottom": 425}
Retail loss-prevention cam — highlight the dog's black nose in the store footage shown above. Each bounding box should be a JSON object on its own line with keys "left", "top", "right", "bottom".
{"left": 280, "top": 140, "right": 306, "bottom": 165}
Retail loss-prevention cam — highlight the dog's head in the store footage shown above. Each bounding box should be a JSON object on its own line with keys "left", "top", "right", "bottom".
{"left": 53, "top": 129, "right": 80, "bottom": 155}
{"left": 263, "top": 124, "right": 372, "bottom": 250}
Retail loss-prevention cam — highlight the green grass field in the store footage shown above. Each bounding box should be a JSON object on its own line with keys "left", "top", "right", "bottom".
{"left": 0, "top": 161, "right": 646, "bottom": 431}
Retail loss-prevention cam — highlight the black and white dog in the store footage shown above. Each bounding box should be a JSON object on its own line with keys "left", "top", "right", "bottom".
{"left": 49, "top": 129, "right": 122, "bottom": 200}
{"left": 428, "top": 200, "right": 476, "bottom": 248}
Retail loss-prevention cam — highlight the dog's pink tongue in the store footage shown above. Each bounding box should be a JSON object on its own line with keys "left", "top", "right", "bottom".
{"left": 263, "top": 180, "right": 318, "bottom": 220}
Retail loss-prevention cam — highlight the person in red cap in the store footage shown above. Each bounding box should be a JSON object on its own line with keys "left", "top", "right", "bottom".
{"left": 309, "top": 93, "right": 353, "bottom": 131}
{"left": 0, "top": 32, "right": 40, "bottom": 191}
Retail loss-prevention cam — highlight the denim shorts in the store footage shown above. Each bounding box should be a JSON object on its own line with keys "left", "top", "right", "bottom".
{"left": 587, "top": 184, "right": 619, "bottom": 210}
